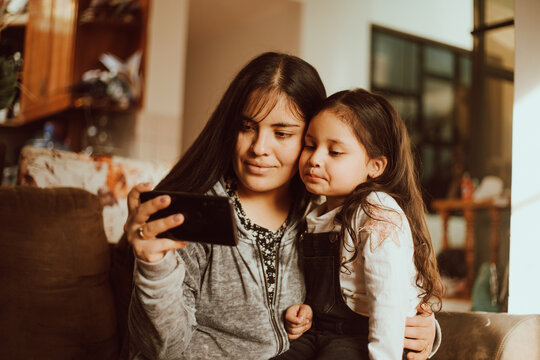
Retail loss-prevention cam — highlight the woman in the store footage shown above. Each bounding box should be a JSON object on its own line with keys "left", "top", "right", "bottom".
{"left": 125, "top": 52, "right": 439, "bottom": 359}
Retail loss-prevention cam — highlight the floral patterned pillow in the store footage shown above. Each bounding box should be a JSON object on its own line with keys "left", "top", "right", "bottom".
{"left": 18, "top": 146, "right": 171, "bottom": 243}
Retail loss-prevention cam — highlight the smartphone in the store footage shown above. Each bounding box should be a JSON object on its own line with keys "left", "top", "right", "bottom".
{"left": 139, "top": 190, "right": 238, "bottom": 246}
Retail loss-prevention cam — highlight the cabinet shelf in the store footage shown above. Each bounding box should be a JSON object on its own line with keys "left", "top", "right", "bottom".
{"left": 79, "top": 17, "right": 141, "bottom": 27}
{"left": 2, "top": 13, "right": 29, "bottom": 28}
{"left": 73, "top": 96, "right": 140, "bottom": 113}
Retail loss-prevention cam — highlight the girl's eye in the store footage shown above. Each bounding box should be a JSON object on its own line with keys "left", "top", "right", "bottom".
{"left": 329, "top": 150, "right": 343, "bottom": 156}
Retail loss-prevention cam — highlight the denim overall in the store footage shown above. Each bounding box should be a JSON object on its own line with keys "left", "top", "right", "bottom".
{"left": 302, "top": 231, "right": 369, "bottom": 337}
{"left": 273, "top": 231, "right": 410, "bottom": 359}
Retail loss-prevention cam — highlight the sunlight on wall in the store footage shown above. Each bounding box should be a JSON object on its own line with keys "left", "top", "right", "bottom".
{"left": 508, "top": 0, "right": 540, "bottom": 315}
{"left": 509, "top": 85, "right": 540, "bottom": 314}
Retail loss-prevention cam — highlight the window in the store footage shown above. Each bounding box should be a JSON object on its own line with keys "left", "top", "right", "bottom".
{"left": 370, "top": 26, "right": 472, "bottom": 206}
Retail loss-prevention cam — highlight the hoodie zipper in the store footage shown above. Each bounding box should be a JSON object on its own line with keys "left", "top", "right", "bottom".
{"left": 256, "top": 241, "right": 284, "bottom": 355}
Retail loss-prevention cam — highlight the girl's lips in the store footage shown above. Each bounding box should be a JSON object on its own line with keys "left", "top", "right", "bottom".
{"left": 303, "top": 171, "right": 326, "bottom": 182}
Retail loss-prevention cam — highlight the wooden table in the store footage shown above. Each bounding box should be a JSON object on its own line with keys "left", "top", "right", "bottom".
{"left": 431, "top": 198, "right": 509, "bottom": 296}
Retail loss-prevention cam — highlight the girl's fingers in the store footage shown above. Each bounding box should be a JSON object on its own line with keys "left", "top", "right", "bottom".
{"left": 297, "top": 304, "right": 313, "bottom": 321}
{"left": 286, "top": 322, "right": 311, "bottom": 339}
{"left": 285, "top": 305, "right": 302, "bottom": 324}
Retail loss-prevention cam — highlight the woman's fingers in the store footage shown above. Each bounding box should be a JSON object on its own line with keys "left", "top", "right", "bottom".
{"left": 131, "top": 195, "right": 171, "bottom": 227}
{"left": 404, "top": 311, "right": 435, "bottom": 360}
{"left": 143, "top": 213, "right": 185, "bottom": 239}
{"left": 127, "top": 195, "right": 180, "bottom": 240}
{"left": 127, "top": 182, "right": 153, "bottom": 213}
{"left": 404, "top": 339, "right": 432, "bottom": 360}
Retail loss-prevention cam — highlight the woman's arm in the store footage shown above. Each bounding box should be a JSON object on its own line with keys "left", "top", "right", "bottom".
{"left": 124, "top": 183, "right": 206, "bottom": 359}
{"left": 129, "top": 243, "right": 209, "bottom": 359}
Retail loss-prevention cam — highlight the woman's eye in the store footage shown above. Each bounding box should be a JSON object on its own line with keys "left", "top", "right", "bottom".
{"left": 303, "top": 144, "right": 315, "bottom": 150}
{"left": 241, "top": 123, "right": 255, "bottom": 132}
{"left": 275, "top": 131, "right": 293, "bottom": 138}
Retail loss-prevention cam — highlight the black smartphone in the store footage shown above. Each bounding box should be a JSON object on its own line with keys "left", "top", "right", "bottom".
{"left": 139, "top": 190, "right": 238, "bottom": 246}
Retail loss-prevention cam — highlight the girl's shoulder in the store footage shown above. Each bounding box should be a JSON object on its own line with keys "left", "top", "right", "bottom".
{"left": 358, "top": 192, "right": 410, "bottom": 252}
{"left": 366, "top": 191, "right": 403, "bottom": 213}
{"left": 355, "top": 192, "right": 407, "bottom": 230}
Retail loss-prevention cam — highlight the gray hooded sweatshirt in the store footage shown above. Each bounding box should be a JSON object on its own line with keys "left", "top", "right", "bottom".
{"left": 128, "top": 180, "right": 309, "bottom": 359}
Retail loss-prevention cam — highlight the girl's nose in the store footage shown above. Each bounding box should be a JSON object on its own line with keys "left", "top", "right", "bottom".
{"left": 308, "top": 149, "right": 322, "bottom": 167}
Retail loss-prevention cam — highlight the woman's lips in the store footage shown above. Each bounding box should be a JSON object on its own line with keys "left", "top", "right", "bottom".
{"left": 245, "top": 161, "right": 275, "bottom": 174}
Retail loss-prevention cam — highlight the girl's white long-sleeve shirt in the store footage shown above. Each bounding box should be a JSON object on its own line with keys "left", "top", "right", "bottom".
{"left": 305, "top": 191, "right": 422, "bottom": 360}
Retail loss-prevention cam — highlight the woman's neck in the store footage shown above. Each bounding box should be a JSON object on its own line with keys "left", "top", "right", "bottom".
{"left": 236, "top": 184, "right": 292, "bottom": 231}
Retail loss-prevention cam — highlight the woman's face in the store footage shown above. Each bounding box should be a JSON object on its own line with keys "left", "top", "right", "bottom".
{"left": 233, "top": 93, "right": 305, "bottom": 196}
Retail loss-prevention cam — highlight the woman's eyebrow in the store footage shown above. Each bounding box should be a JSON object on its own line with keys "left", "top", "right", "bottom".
{"left": 272, "top": 122, "right": 302, "bottom": 128}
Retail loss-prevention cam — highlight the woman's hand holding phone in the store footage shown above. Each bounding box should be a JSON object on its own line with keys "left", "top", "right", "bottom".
{"left": 125, "top": 182, "right": 188, "bottom": 263}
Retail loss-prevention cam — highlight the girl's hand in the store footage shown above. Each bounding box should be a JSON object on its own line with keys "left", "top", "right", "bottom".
{"left": 403, "top": 303, "right": 436, "bottom": 360}
{"left": 125, "top": 182, "right": 188, "bottom": 263}
{"left": 284, "top": 304, "right": 313, "bottom": 340}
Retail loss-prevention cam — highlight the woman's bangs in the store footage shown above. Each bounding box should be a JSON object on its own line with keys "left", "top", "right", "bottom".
{"left": 243, "top": 88, "right": 304, "bottom": 123}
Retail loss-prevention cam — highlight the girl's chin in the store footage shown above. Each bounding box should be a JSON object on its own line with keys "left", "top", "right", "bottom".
{"left": 303, "top": 183, "right": 325, "bottom": 196}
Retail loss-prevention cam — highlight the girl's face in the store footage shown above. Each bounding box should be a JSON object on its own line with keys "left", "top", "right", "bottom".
{"left": 233, "top": 93, "right": 305, "bottom": 196}
{"left": 299, "top": 110, "right": 382, "bottom": 210}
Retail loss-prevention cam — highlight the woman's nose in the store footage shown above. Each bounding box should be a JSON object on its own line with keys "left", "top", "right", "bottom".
{"left": 251, "top": 130, "right": 270, "bottom": 156}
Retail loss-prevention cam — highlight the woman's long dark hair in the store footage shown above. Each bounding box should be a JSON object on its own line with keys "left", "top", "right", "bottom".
{"left": 155, "top": 52, "right": 326, "bottom": 197}
{"left": 324, "top": 89, "right": 443, "bottom": 310}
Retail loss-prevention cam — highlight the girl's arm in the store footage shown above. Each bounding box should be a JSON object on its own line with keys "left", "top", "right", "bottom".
{"left": 129, "top": 243, "right": 208, "bottom": 359}
{"left": 361, "top": 209, "right": 417, "bottom": 360}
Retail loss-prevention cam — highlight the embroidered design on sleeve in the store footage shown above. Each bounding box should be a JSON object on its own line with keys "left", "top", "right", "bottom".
{"left": 359, "top": 209, "right": 403, "bottom": 253}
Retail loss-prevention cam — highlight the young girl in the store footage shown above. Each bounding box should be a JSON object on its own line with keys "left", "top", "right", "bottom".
{"left": 279, "top": 89, "right": 443, "bottom": 360}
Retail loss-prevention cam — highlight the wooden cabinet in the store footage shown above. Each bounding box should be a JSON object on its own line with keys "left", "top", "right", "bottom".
{"left": 0, "top": 0, "right": 149, "bottom": 170}
{"left": 0, "top": 0, "right": 148, "bottom": 125}
{"left": 18, "top": 0, "right": 77, "bottom": 124}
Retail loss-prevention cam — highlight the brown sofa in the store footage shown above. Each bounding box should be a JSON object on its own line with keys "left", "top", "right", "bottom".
{"left": 1, "top": 186, "right": 539, "bottom": 360}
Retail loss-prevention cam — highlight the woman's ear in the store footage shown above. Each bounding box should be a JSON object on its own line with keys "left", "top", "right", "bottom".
{"left": 368, "top": 156, "right": 387, "bottom": 179}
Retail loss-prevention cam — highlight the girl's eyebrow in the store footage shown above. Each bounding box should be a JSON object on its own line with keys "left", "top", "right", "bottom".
{"left": 305, "top": 133, "right": 344, "bottom": 144}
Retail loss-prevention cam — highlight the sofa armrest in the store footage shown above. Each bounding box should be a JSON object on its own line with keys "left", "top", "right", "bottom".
{"left": 433, "top": 311, "right": 540, "bottom": 360}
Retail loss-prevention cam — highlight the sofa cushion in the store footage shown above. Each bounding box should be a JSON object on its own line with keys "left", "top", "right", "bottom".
{"left": 434, "top": 311, "right": 540, "bottom": 360}
{"left": 0, "top": 186, "right": 119, "bottom": 359}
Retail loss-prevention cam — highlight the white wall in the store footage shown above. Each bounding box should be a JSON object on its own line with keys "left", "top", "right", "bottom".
{"left": 300, "top": 0, "right": 473, "bottom": 94}
{"left": 135, "top": 0, "right": 189, "bottom": 163}
{"left": 182, "top": 0, "right": 301, "bottom": 151}
{"left": 508, "top": 0, "right": 540, "bottom": 314}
